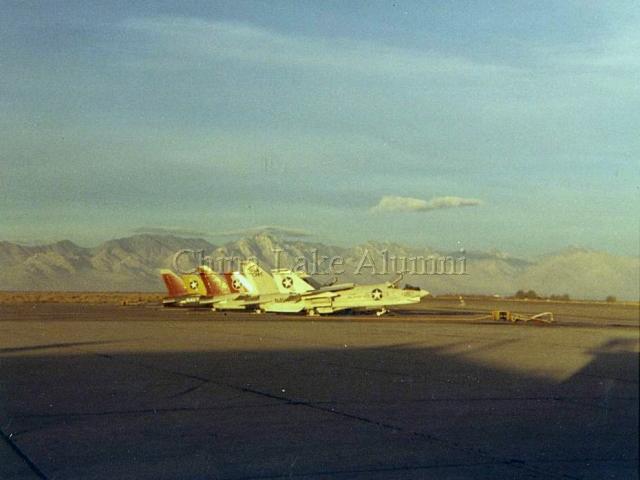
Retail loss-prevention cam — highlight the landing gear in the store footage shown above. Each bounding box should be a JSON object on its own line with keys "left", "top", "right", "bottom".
{"left": 306, "top": 308, "right": 319, "bottom": 317}
{"left": 376, "top": 307, "right": 389, "bottom": 317}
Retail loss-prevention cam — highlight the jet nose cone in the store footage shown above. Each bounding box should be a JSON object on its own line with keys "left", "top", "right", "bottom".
{"left": 403, "top": 288, "right": 430, "bottom": 300}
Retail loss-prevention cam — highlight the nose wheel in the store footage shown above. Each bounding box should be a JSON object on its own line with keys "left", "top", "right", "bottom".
{"left": 376, "top": 307, "right": 389, "bottom": 316}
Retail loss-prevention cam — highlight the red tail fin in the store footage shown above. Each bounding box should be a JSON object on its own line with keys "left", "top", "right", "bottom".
{"left": 198, "top": 266, "right": 230, "bottom": 296}
{"left": 161, "top": 270, "right": 188, "bottom": 297}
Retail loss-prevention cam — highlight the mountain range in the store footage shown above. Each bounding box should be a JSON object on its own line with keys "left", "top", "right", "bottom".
{"left": 0, "top": 233, "right": 637, "bottom": 300}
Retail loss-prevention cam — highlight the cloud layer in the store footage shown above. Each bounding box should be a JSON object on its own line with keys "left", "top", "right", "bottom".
{"left": 133, "top": 225, "right": 314, "bottom": 239}
{"left": 372, "top": 196, "right": 482, "bottom": 213}
{"left": 1, "top": 3, "right": 637, "bottom": 254}
{"left": 211, "top": 226, "right": 314, "bottom": 239}
{"left": 131, "top": 226, "right": 210, "bottom": 238}
{"left": 121, "top": 17, "right": 499, "bottom": 78}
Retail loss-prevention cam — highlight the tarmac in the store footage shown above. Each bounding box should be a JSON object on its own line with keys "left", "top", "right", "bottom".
{"left": 0, "top": 300, "right": 638, "bottom": 479}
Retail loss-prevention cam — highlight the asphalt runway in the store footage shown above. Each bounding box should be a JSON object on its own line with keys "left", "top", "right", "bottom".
{"left": 0, "top": 301, "right": 638, "bottom": 479}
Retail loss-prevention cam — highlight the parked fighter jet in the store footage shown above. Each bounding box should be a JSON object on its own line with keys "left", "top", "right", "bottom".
{"left": 196, "top": 265, "right": 254, "bottom": 310}
{"left": 164, "top": 260, "right": 428, "bottom": 315}
{"left": 247, "top": 262, "right": 429, "bottom": 316}
{"left": 160, "top": 269, "right": 215, "bottom": 307}
{"left": 236, "top": 262, "right": 308, "bottom": 313}
{"left": 194, "top": 265, "right": 298, "bottom": 312}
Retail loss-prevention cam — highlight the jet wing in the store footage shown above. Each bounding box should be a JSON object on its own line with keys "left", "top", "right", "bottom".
{"left": 198, "top": 297, "right": 217, "bottom": 305}
{"left": 298, "top": 291, "right": 340, "bottom": 301}
{"left": 215, "top": 294, "right": 300, "bottom": 307}
{"left": 312, "top": 282, "right": 355, "bottom": 293}
{"left": 210, "top": 294, "right": 259, "bottom": 307}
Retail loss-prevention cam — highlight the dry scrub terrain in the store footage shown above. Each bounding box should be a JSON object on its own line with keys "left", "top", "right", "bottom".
{"left": 0, "top": 291, "right": 163, "bottom": 305}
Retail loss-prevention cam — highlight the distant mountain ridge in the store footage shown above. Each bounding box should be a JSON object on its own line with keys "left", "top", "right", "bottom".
{"left": 0, "top": 235, "right": 213, "bottom": 292}
{"left": 0, "top": 233, "right": 638, "bottom": 300}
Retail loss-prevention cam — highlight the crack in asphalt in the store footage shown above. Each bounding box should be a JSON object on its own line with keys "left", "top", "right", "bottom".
{"left": 0, "top": 424, "right": 48, "bottom": 479}
{"left": 91, "top": 354, "right": 582, "bottom": 480}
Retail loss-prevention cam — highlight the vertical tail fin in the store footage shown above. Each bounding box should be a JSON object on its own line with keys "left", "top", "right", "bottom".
{"left": 272, "top": 269, "right": 315, "bottom": 294}
{"left": 161, "top": 269, "right": 188, "bottom": 297}
{"left": 180, "top": 274, "right": 207, "bottom": 295}
{"left": 241, "top": 261, "right": 279, "bottom": 295}
{"left": 198, "top": 265, "right": 230, "bottom": 296}
{"left": 223, "top": 272, "right": 248, "bottom": 293}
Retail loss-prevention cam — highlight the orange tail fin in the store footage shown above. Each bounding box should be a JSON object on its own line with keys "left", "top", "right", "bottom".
{"left": 161, "top": 270, "right": 188, "bottom": 297}
{"left": 198, "top": 266, "right": 230, "bottom": 296}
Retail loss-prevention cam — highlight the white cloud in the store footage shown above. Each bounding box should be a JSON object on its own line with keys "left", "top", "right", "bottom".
{"left": 371, "top": 195, "right": 482, "bottom": 213}
{"left": 131, "top": 226, "right": 209, "bottom": 237}
{"left": 131, "top": 225, "right": 314, "bottom": 238}
{"left": 120, "top": 16, "right": 514, "bottom": 78}
{"left": 132, "top": 225, "right": 314, "bottom": 239}
{"left": 119, "top": 15, "right": 640, "bottom": 104}
{"left": 213, "top": 225, "right": 314, "bottom": 238}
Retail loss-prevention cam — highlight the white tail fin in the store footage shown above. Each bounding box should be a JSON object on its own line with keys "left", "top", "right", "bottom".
{"left": 240, "top": 261, "right": 279, "bottom": 295}
{"left": 231, "top": 272, "right": 254, "bottom": 294}
{"left": 271, "top": 269, "right": 315, "bottom": 294}
{"left": 222, "top": 272, "right": 248, "bottom": 293}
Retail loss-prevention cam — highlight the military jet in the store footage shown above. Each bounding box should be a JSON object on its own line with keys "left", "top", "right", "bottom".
{"left": 195, "top": 265, "right": 299, "bottom": 312}
{"left": 164, "top": 261, "right": 428, "bottom": 315}
{"left": 160, "top": 269, "right": 215, "bottom": 307}
{"left": 196, "top": 265, "right": 261, "bottom": 310}
{"left": 232, "top": 262, "right": 309, "bottom": 313}
{"left": 246, "top": 262, "right": 429, "bottom": 316}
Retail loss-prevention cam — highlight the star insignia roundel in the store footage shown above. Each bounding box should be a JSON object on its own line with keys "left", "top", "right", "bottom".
{"left": 371, "top": 288, "right": 383, "bottom": 301}
{"left": 232, "top": 279, "right": 242, "bottom": 291}
{"left": 282, "top": 276, "right": 294, "bottom": 289}
{"left": 189, "top": 280, "right": 199, "bottom": 290}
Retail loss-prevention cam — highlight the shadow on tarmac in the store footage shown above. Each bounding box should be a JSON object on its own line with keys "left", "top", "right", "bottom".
{"left": 1, "top": 336, "right": 638, "bottom": 479}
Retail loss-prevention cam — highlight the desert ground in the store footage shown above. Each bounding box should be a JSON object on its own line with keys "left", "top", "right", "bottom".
{"left": 0, "top": 296, "right": 638, "bottom": 479}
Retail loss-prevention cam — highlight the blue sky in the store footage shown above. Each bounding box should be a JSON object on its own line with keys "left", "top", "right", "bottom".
{"left": 1, "top": 1, "right": 638, "bottom": 255}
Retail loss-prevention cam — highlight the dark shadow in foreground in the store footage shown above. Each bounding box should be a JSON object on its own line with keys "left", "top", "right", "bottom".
{"left": 0, "top": 339, "right": 637, "bottom": 480}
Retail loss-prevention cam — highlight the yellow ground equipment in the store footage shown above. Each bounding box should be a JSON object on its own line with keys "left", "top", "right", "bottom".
{"left": 491, "top": 310, "right": 554, "bottom": 324}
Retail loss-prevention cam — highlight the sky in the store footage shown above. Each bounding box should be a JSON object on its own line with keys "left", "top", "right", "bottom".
{"left": 1, "top": 1, "right": 638, "bottom": 255}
